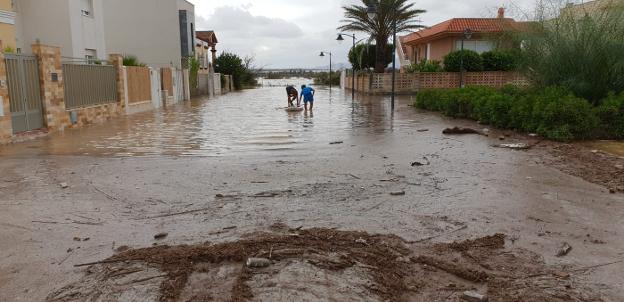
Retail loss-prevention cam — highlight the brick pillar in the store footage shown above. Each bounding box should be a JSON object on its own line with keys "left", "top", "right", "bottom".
{"left": 32, "top": 43, "right": 70, "bottom": 132}
{"left": 109, "top": 54, "right": 126, "bottom": 112}
{"left": 0, "top": 41, "right": 13, "bottom": 143}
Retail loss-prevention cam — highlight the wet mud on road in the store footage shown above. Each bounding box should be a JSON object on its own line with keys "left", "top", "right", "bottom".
{"left": 1, "top": 85, "right": 623, "bottom": 301}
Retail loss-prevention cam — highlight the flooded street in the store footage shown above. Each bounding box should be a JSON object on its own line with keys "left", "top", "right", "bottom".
{"left": 1, "top": 84, "right": 623, "bottom": 301}
{"left": 1, "top": 81, "right": 404, "bottom": 158}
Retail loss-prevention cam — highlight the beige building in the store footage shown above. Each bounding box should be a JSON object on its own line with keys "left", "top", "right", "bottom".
{"left": 196, "top": 31, "right": 218, "bottom": 71}
{"left": 0, "top": 0, "right": 16, "bottom": 50}
{"left": 401, "top": 9, "right": 529, "bottom": 64}
{"left": 560, "top": 0, "right": 624, "bottom": 16}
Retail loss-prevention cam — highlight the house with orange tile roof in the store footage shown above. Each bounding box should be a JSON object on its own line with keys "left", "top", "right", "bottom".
{"left": 196, "top": 31, "right": 218, "bottom": 71}
{"left": 399, "top": 8, "right": 529, "bottom": 66}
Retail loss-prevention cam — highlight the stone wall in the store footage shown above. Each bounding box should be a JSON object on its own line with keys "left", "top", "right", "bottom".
{"left": 0, "top": 43, "right": 12, "bottom": 144}
{"left": 31, "top": 44, "right": 71, "bottom": 132}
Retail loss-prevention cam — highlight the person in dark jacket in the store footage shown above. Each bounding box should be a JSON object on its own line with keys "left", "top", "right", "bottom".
{"left": 286, "top": 85, "right": 300, "bottom": 107}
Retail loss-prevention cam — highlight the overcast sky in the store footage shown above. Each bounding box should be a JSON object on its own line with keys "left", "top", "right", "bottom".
{"left": 188, "top": 0, "right": 559, "bottom": 68}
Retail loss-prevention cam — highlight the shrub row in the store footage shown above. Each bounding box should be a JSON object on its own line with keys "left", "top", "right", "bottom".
{"left": 414, "top": 86, "right": 624, "bottom": 141}
{"left": 443, "top": 49, "right": 520, "bottom": 72}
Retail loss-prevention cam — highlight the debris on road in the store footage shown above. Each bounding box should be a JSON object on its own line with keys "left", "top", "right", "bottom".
{"left": 443, "top": 127, "right": 483, "bottom": 135}
{"left": 494, "top": 143, "right": 531, "bottom": 150}
{"left": 498, "top": 136, "right": 506, "bottom": 141}
{"left": 355, "top": 238, "right": 368, "bottom": 245}
{"left": 554, "top": 271, "right": 571, "bottom": 279}
{"left": 55, "top": 229, "right": 600, "bottom": 302}
{"left": 246, "top": 257, "right": 271, "bottom": 268}
{"left": 60, "top": 182, "right": 69, "bottom": 189}
{"left": 417, "top": 129, "right": 429, "bottom": 132}
{"left": 556, "top": 242, "right": 573, "bottom": 257}
{"left": 252, "top": 191, "right": 281, "bottom": 198}
{"left": 154, "top": 233, "right": 168, "bottom": 240}
{"left": 462, "top": 290, "right": 488, "bottom": 302}
{"left": 390, "top": 191, "right": 406, "bottom": 196}
{"left": 411, "top": 157, "right": 431, "bottom": 167}
{"left": 329, "top": 141, "right": 344, "bottom": 145}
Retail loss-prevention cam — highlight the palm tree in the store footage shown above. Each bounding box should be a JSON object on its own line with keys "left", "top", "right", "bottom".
{"left": 338, "top": 0, "right": 426, "bottom": 73}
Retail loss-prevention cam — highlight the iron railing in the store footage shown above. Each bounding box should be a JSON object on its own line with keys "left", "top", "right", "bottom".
{"left": 62, "top": 63, "right": 118, "bottom": 109}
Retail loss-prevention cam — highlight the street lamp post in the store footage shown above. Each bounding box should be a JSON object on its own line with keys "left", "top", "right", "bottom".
{"left": 336, "top": 33, "right": 356, "bottom": 101}
{"left": 459, "top": 28, "right": 473, "bottom": 88}
{"left": 366, "top": 4, "right": 396, "bottom": 110}
{"left": 319, "top": 51, "right": 332, "bottom": 92}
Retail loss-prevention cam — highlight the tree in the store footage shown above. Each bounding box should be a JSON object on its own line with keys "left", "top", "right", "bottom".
{"left": 339, "top": 0, "right": 426, "bottom": 73}
{"left": 348, "top": 43, "right": 393, "bottom": 70}
{"left": 213, "top": 52, "right": 257, "bottom": 89}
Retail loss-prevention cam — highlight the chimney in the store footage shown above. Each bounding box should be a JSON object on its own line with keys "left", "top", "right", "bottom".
{"left": 498, "top": 7, "right": 505, "bottom": 18}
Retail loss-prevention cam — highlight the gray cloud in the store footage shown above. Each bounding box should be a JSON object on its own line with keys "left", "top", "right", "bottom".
{"left": 197, "top": 6, "right": 303, "bottom": 39}
{"left": 192, "top": 0, "right": 541, "bottom": 68}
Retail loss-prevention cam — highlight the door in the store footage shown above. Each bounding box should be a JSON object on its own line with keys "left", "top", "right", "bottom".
{"left": 5, "top": 54, "right": 43, "bottom": 133}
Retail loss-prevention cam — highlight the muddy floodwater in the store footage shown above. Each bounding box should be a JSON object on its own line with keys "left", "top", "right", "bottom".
{"left": 1, "top": 79, "right": 406, "bottom": 158}
{"left": 1, "top": 82, "right": 623, "bottom": 301}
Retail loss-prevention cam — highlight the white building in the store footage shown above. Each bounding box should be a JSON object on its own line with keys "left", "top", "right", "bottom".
{"left": 14, "top": 0, "right": 107, "bottom": 61}
{"left": 13, "top": 0, "right": 195, "bottom": 67}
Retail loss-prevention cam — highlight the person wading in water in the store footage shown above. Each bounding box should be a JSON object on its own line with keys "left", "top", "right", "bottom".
{"left": 300, "top": 85, "right": 315, "bottom": 111}
{"left": 286, "top": 85, "right": 300, "bottom": 107}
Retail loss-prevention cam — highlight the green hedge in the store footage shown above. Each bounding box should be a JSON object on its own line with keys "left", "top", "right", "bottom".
{"left": 442, "top": 49, "right": 522, "bottom": 72}
{"left": 482, "top": 49, "right": 520, "bottom": 71}
{"left": 443, "top": 50, "right": 483, "bottom": 72}
{"left": 405, "top": 60, "right": 443, "bottom": 73}
{"left": 594, "top": 92, "right": 624, "bottom": 139}
{"left": 414, "top": 86, "right": 604, "bottom": 141}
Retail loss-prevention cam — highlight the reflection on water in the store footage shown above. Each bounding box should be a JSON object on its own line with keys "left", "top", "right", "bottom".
{"left": 0, "top": 79, "right": 418, "bottom": 158}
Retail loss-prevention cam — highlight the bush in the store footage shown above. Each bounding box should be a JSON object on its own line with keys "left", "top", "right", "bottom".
{"left": 122, "top": 55, "right": 145, "bottom": 67}
{"left": 532, "top": 88, "right": 598, "bottom": 141}
{"left": 443, "top": 50, "right": 483, "bottom": 72}
{"left": 482, "top": 49, "right": 520, "bottom": 71}
{"left": 414, "top": 85, "right": 599, "bottom": 141}
{"left": 313, "top": 71, "right": 341, "bottom": 86}
{"left": 518, "top": 2, "right": 624, "bottom": 102}
{"left": 405, "top": 60, "right": 443, "bottom": 73}
{"left": 594, "top": 92, "right": 624, "bottom": 139}
{"left": 214, "top": 52, "right": 257, "bottom": 89}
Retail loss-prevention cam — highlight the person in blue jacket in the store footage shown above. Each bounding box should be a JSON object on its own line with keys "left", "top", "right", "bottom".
{"left": 300, "top": 85, "right": 315, "bottom": 111}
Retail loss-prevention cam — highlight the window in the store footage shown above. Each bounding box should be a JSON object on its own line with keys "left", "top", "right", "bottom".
{"left": 85, "top": 49, "right": 97, "bottom": 64}
{"left": 81, "top": 0, "right": 94, "bottom": 17}
{"left": 455, "top": 40, "right": 495, "bottom": 54}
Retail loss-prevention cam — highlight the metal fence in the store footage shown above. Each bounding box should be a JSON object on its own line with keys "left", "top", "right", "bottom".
{"left": 63, "top": 64, "right": 118, "bottom": 109}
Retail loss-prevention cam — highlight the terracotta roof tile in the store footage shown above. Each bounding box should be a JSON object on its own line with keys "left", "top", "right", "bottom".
{"left": 403, "top": 18, "right": 524, "bottom": 44}
{"left": 196, "top": 31, "right": 218, "bottom": 45}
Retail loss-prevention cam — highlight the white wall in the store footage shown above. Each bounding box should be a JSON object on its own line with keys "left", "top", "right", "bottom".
{"left": 14, "top": 0, "right": 72, "bottom": 55}
{"left": 102, "top": 0, "right": 183, "bottom": 68}
{"left": 69, "top": 0, "right": 107, "bottom": 60}
{"left": 14, "top": 0, "right": 106, "bottom": 59}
